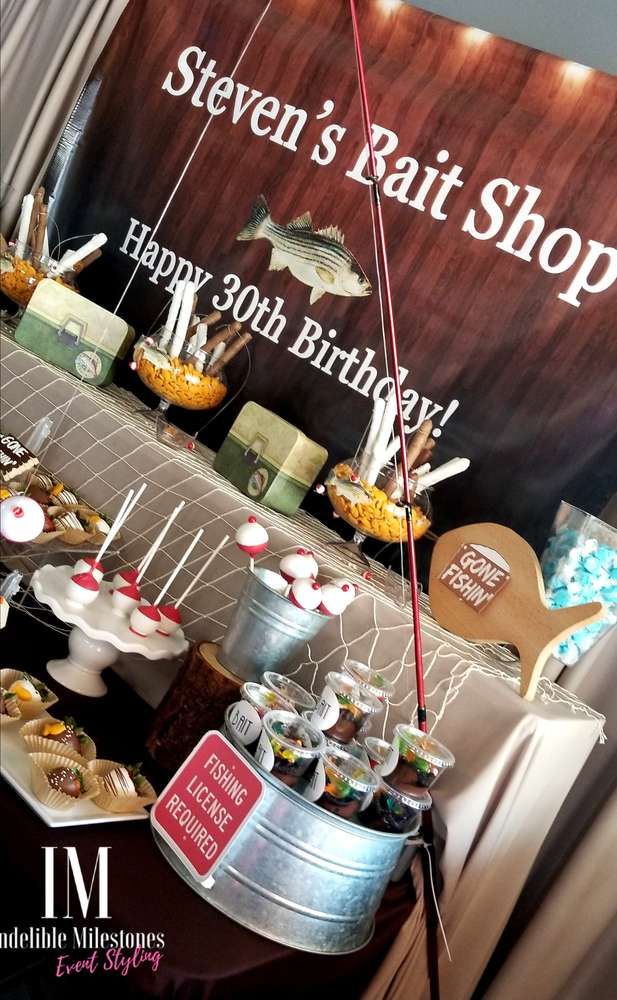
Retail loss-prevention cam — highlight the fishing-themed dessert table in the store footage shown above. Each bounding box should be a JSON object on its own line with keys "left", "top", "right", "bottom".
{"left": 0, "top": 338, "right": 606, "bottom": 1000}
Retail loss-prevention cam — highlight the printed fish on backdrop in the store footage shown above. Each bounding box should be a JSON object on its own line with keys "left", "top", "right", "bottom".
{"left": 236, "top": 195, "right": 372, "bottom": 305}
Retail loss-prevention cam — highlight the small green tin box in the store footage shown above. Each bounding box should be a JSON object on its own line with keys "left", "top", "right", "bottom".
{"left": 14, "top": 279, "right": 134, "bottom": 387}
{"left": 214, "top": 402, "right": 328, "bottom": 515}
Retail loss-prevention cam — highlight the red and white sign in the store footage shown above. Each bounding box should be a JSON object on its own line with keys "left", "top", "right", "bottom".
{"left": 151, "top": 730, "right": 264, "bottom": 883}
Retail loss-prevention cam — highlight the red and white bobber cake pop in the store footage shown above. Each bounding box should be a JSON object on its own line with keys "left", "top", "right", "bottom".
{"left": 74, "top": 557, "right": 105, "bottom": 583}
{"left": 235, "top": 517, "right": 269, "bottom": 558}
{"left": 332, "top": 577, "right": 359, "bottom": 595}
{"left": 156, "top": 605, "right": 182, "bottom": 636}
{"left": 289, "top": 578, "right": 322, "bottom": 612}
{"left": 66, "top": 571, "right": 100, "bottom": 607}
{"left": 112, "top": 568, "right": 140, "bottom": 591}
{"left": 280, "top": 549, "right": 319, "bottom": 583}
{"left": 129, "top": 604, "right": 161, "bottom": 637}
{"left": 0, "top": 495, "right": 45, "bottom": 543}
{"left": 319, "top": 582, "right": 352, "bottom": 616}
{"left": 111, "top": 583, "right": 141, "bottom": 616}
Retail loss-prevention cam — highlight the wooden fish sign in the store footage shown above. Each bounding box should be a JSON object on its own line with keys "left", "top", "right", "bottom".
{"left": 428, "top": 523, "right": 605, "bottom": 700}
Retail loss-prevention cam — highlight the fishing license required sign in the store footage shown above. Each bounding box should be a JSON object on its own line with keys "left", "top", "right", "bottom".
{"left": 151, "top": 731, "right": 264, "bottom": 882}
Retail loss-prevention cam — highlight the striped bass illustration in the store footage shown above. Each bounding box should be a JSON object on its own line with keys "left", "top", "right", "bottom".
{"left": 236, "top": 195, "right": 372, "bottom": 305}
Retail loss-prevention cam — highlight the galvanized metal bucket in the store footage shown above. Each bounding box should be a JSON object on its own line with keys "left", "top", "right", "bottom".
{"left": 219, "top": 567, "right": 328, "bottom": 682}
{"left": 152, "top": 748, "right": 409, "bottom": 954}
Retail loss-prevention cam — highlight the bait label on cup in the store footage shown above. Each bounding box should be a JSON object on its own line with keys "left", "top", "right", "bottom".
{"left": 227, "top": 701, "right": 262, "bottom": 745}
{"left": 311, "top": 685, "right": 339, "bottom": 730}
{"left": 254, "top": 730, "right": 275, "bottom": 771}
{"left": 303, "top": 758, "right": 326, "bottom": 802}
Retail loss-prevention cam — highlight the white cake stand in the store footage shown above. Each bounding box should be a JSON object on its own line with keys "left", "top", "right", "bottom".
{"left": 32, "top": 564, "right": 189, "bottom": 698}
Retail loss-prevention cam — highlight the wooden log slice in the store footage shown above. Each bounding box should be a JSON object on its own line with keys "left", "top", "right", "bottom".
{"left": 146, "top": 641, "right": 242, "bottom": 771}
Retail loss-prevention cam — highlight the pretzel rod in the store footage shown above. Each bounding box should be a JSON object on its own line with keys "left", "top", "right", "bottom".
{"left": 173, "top": 534, "right": 230, "bottom": 609}
{"left": 189, "top": 310, "right": 222, "bottom": 346}
{"left": 203, "top": 321, "right": 241, "bottom": 354}
{"left": 15, "top": 194, "right": 33, "bottom": 259}
{"left": 416, "top": 457, "right": 470, "bottom": 490}
{"left": 208, "top": 331, "right": 252, "bottom": 374}
{"left": 136, "top": 500, "right": 185, "bottom": 582}
{"left": 27, "top": 187, "right": 45, "bottom": 248}
{"left": 360, "top": 396, "right": 385, "bottom": 478}
{"left": 406, "top": 419, "right": 433, "bottom": 471}
{"left": 74, "top": 248, "right": 102, "bottom": 273}
{"left": 159, "top": 279, "right": 186, "bottom": 350}
{"left": 32, "top": 205, "right": 47, "bottom": 265}
{"left": 153, "top": 527, "right": 204, "bottom": 605}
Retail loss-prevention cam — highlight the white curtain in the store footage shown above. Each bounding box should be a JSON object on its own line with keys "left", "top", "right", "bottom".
{"left": 0, "top": 0, "right": 129, "bottom": 233}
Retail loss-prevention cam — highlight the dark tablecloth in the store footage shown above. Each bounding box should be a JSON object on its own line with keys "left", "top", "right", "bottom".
{"left": 0, "top": 619, "right": 416, "bottom": 1000}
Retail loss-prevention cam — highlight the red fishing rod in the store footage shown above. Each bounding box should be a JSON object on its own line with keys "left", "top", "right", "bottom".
{"left": 348, "top": 2, "right": 441, "bottom": 996}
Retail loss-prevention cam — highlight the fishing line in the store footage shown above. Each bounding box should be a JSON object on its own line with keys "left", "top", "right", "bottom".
{"left": 11, "top": 1, "right": 272, "bottom": 514}
{"left": 351, "top": 27, "right": 407, "bottom": 593}
{"left": 113, "top": 0, "right": 273, "bottom": 315}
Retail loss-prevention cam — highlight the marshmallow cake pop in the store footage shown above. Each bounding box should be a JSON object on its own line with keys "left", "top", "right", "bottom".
{"left": 289, "top": 578, "right": 322, "bottom": 611}
{"left": 319, "top": 582, "right": 352, "bottom": 616}
{"left": 0, "top": 495, "right": 45, "bottom": 543}
{"left": 280, "top": 549, "right": 319, "bottom": 583}
{"left": 235, "top": 517, "right": 269, "bottom": 557}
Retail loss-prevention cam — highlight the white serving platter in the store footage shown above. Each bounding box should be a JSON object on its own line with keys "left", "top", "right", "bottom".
{"left": 0, "top": 713, "right": 150, "bottom": 827}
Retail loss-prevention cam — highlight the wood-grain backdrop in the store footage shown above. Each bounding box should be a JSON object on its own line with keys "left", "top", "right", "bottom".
{"left": 44, "top": 0, "right": 617, "bottom": 553}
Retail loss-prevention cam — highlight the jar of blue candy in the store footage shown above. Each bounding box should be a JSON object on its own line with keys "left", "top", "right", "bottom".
{"left": 541, "top": 502, "right": 616, "bottom": 665}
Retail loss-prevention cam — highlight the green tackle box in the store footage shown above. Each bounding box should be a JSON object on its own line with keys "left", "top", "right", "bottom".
{"left": 214, "top": 402, "right": 328, "bottom": 516}
{"left": 14, "top": 279, "right": 134, "bottom": 387}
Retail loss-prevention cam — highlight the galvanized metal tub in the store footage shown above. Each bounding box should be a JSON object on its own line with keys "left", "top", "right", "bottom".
{"left": 152, "top": 747, "right": 409, "bottom": 954}
{"left": 219, "top": 567, "right": 328, "bottom": 682}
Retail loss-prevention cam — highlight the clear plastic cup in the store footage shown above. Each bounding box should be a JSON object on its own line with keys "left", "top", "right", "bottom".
{"left": 256, "top": 710, "right": 325, "bottom": 788}
{"left": 240, "top": 682, "right": 296, "bottom": 719}
{"left": 388, "top": 725, "right": 455, "bottom": 791}
{"left": 360, "top": 778, "right": 431, "bottom": 834}
{"left": 363, "top": 736, "right": 391, "bottom": 770}
{"left": 342, "top": 660, "right": 396, "bottom": 704}
{"left": 313, "top": 671, "right": 383, "bottom": 744}
{"left": 262, "top": 672, "right": 316, "bottom": 712}
{"left": 301, "top": 710, "right": 369, "bottom": 765}
{"left": 315, "top": 748, "right": 378, "bottom": 820}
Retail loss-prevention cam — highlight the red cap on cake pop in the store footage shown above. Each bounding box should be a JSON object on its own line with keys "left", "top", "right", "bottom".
{"left": 117, "top": 584, "right": 140, "bottom": 600}
{"left": 235, "top": 516, "right": 269, "bottom": 556}
{"left": 158, "top": 605, "right": 182, "bottom": 623}
{"left": 117, "top": 568, "right": 139, "bottom": 585}
{"left": 70, "top": 572, "right": 99, "bottom": 591}
{"left": 134, "top": 604, "right": 160, "bottom": 621}
{"left": 82, "top": 557, "right": 104, "bottom": 573}
{"left": 289, "top": 578, "right": 322, "bottom": 611}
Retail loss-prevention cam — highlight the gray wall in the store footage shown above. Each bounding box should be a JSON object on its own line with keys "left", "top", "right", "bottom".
{"left": 412, "top": 0, "right": 617, "bottom": 75}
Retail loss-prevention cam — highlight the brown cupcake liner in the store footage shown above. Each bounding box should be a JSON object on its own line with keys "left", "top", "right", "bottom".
{"left": 30, "top": 752, "right": 99, "bottom": 811}
{"left": 88, "top": 759, "right": 156, "bottom": 813}
{"left": 0, "top": 669, "right": 58, "bottom": 720}
{"left": 20, "top": 717, "right": 96, "bottom": 764}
